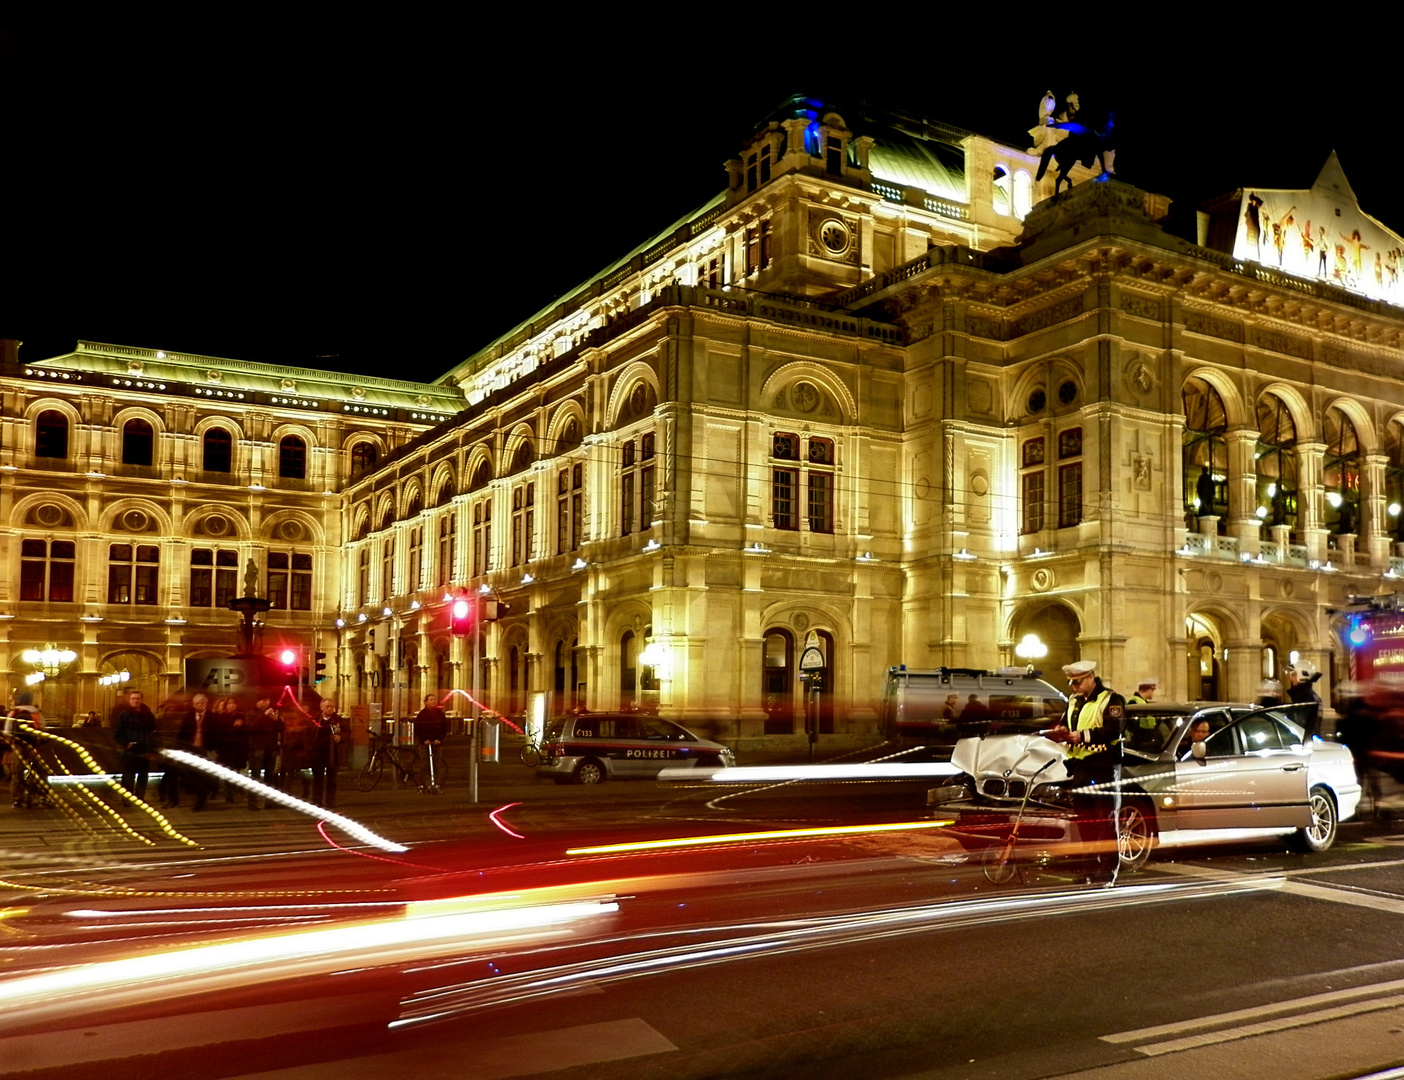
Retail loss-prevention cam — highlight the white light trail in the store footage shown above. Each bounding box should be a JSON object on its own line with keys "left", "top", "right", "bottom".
{"left": 658, "top": 762, "right": 963, "bottom": 783}
{"left": 161, "top": 750, "right": 408, "bottom": 853}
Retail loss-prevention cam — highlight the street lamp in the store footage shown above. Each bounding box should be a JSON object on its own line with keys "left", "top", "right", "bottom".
{"left": 22, "top": 644, "right": 77, "bottom": 676}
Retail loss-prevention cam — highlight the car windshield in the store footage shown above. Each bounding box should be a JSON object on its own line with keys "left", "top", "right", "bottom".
{"left": 1122, "top": 710, "right": 1188, "bottom": 755}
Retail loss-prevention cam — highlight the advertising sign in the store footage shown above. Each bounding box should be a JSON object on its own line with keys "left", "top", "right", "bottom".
{"left": 1232, "top": 155, "right": 1404, "bottom": 307}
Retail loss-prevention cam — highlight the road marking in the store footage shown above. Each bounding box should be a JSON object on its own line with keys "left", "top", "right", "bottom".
{"left": 1279, "top": 879, "right": 1404, "bottom": 915}
{"left": 0, "top": 993, "right": 386, "bottom": 1070}
{"left": 1103, "top": 977, "right": 1404, "bottom": 1045}
{"left": 1133, "top": 994, "right": 1404, "bottom": 1057}
{"left": 230, "top": 1017, "right": 677, "bottom": 1079}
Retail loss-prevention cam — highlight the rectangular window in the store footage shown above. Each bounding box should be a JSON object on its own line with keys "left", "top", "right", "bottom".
{"left": 808, "top": 472, "right": 833, "bottom": 533}
{"left": 358, "top": 547, "right": 370, "bottom": 605}
{"left": 571, "top": 464, "right": 583, "bottom": 550}
{"left": 640, "top": 465, "right": 655, "bottom": 528}
{"left": 557, "top": 466, "right": 584, "bottom": 554}
{"left": 381, "top": 537, "right": 394, "bottom": 600}
{"left": 621, "top": 472, "right": 635, "bottom": 535}
{"left": 773, "top": 432, "right": 799, "bottom": 461}
{"left": 1022, "top": 437, "right": 1045, "bottom": 468}
{"left": 773, "top": 468, "right": 798, "bottom": 530}
{"left": 108, "top": 544, "right": 159, "bottom": 605}
{"left": 1021, "top": 472, "right": 1045, "bottom": 534}
{"left": 268, "top": 551, "right": 312, "bottom": 610}
{"left": 437, "top": 515, "right": 455, "bottom": 586}
{"left": 191, "top": 549, "right": 238, "bottom": 608}
{"left": 1058, "top": 463, "right": 1083, "bottom": 528}
{"left": 21, "top": 538, "right": 74, "bottom": 603}
{"left": 408, "top": 526, "right": 423, "bottom": 592}
{"left": 471, "top": 501, "right": 491, "bottom": 577}
{"left": 1058, "top": 428, "right": 1082, "bottom": 459}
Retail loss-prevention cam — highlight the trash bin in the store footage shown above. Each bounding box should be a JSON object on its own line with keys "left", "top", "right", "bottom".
{"left": 479, "top": 717, "right": 500, "bottom": 763}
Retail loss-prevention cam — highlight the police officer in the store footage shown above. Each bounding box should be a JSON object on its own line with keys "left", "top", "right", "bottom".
{"left": 1127, "top": 677, "right": 1157, "bottom": 705}
{"left": 1047, "top": 659, "right": 1126, "bottom": 884}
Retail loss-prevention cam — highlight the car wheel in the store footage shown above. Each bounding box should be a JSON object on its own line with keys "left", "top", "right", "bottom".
{"left": 1116, "top": 800, "right": 1154, "bottom": 871}
{"left": 575, "top": 759, "right": 605, "bottom": 786}
{"left": 1292, "top": 786, "right": 1338, "bottom": 853}
{"left": 982, "top": 839, "right": 1020, "bottom": 885}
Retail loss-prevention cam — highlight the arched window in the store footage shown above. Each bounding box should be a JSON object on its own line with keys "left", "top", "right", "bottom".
{"left": 1183, "top": 377, "right": 1229, "bottom": 529}
{"left": 122, "top": 419, "right": 154, "bottom": 466}
{"left": 555, "top": 417, "right": 582, "bottom": 455}
{"left": 203, "top": 427, "right": 232, "bottom": 473}
{"left": 35, "top": 411, "right": 68, "bottom": 459}
{"left": 1323, "top": 407, "right": 1361, "bottom": 537}
{"left": 1255, "top": 395, "right": 1298, "bottom": 533}
{"left": 1386, "top": 422, "right": 1404, "bottom": 540}
{"left": 279, "top": 435, "right": 306, "bottom": 480}
{"left": 992, "top": 165, "right": 1011, "bottom": 217}
{"left": 350, "top": 442, "right": 378, "bottom": 480}
{"left": 470, "top": 458, "right": 493, "bottom": 490}
{"left": 434, "top": 472, "right": 455, "bottom": 507}
{"left": 405, "top": 490, "right": 423, "bottom": 520}
{"left": 510, "top": 439, "right": 533, "bottom": 475}
{"left": 762, "top": 628, "right": 794, "bottom": 735}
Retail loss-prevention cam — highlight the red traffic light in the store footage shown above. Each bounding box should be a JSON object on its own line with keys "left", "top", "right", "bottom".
{"left": 450, "top": 596, "right": 473, "bottom": 636}
{"left": 279, "top": 648, "right": 297, "bottom": 666}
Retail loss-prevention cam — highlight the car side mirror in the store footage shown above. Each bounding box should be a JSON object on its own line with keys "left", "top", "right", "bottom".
{"left": 1192, "top": 740, "right": 1207, "bottom": 761}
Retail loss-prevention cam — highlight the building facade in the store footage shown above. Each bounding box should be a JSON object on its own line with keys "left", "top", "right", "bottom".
{"left": 11, "top": 96, "right": 1404, "bottom": 744}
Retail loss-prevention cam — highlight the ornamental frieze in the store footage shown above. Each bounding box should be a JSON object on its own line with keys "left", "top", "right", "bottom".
{"left": 1249, "top": 326, "right": 1312, "bottom": 360}
{"left": 1183, "top": 310, "right": 1244, "bottom": 343}
{"left": 1011, "top": 296, "right": 1083, "bottom": 338}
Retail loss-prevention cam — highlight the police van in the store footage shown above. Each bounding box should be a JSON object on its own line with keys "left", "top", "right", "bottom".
{"left": 536, "top": 713, "right": 737, "bottom": 785}
{"left": 880, "top": 666, "right": 1066, "bottom": 752}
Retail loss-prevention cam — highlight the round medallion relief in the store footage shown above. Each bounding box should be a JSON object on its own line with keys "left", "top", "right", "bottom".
{"left": 203, "top": 515, "right": 230, "bottom": 537}
{"left": 792, "top": 612, "right": 809, "bottom": 633}
{"left": 1031, "top": 568, "right": 1053, "bottom": 592}
{"left": 278, "top": 519, "right": 305, "bottom": 542}
{"left": 792, "top": 382, "right": 819, "bottom": 413}
{"left": 122, "top": 509, "right": 149, "bottom": 532}
{"left": 630, "top": 383, "right": 648, "bottom": 415}
{"left": 970, "top": 472, "right": 990, "bottom": 497}
{"left": 34, "top": 504, "right": 65, "bottom": 527}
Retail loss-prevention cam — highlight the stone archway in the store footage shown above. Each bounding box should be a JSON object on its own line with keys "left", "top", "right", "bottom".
{"left": 1009, "top": 602, "right": 1081, "bottom": 682}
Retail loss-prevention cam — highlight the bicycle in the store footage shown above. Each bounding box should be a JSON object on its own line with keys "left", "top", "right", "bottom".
{"left": 519, "top": 733, "right": 545, "bottom": 768}
{"left": 357, "top": 731, "right": 425, "bottom": 792}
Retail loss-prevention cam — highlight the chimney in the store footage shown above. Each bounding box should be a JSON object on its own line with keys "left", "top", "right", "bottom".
{"left": 0, "top": 339, "right": 19, "bottom": 368}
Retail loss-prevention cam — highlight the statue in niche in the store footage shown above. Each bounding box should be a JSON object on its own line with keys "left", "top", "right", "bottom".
{"left": 243, "top": 558, "right": 260, "bottom": 598}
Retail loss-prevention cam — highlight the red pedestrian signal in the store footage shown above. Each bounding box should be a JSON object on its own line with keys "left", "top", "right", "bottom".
{"left": 275, "top": 646, "right": 301, "bottom": 683}
{"left": 450, "top": 595, "right": 473, "bottom": 636}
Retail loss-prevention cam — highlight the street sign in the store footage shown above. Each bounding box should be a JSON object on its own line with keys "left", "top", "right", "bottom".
{"left": 804, "top": 630, "right": 820, "bottom": 651}
{"left": 799, "top": 646, "right": 825, "bottom": 671}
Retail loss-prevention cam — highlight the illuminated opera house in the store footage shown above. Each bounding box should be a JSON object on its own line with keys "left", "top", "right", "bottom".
{"left": 8, "top": 94, "right": 1404, "bottom": 746}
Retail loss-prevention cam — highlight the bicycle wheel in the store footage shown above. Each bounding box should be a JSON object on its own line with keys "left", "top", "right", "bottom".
{"left": 520, "top": 743, "right": 542, "bottom": 768}
{"left": 357, "top": 752, "right": 384, "bottom": 792}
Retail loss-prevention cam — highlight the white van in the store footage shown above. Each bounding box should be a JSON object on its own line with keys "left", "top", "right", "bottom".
{"left": 880, "top": 666, "right": 1066, "bottom": 752}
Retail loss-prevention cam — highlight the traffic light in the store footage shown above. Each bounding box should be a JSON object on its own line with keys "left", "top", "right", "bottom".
{"left": 450, "top": 594, "right": 473, "bottom": 636}
{"left": 313, "top": 650, "right": 327, "bottom": 682}
{"left": 276, "top": 646, "right": 300, "bottom": 683}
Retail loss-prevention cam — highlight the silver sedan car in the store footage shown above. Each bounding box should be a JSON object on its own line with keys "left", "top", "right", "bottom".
{"left": 931, "top": 702, "right": 1361, "bottom": 875}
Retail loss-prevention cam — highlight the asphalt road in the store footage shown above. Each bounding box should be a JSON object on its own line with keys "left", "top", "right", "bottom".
{"left": 4, "top": 757, "right": 1404, "bottom": 1080}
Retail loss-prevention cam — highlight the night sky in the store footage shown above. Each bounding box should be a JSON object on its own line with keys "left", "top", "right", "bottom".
{"left": 5, "top": 19, "right": 1398, "bottom": 387}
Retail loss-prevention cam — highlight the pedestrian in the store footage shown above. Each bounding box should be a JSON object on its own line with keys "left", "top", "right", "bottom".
{"left": 112, "top": 689, "right": 157, "bottom": 805}
{"left": 177, "top": 692, "right": 216, "bottom": 810}
{"left": 245, "top": 696, "right": 284, "bottom": 808}
{"left": 6, "top": 701, "right": 46, "bottom": 808}
{"left": 307, "top": 698, "right": 343, "bottom": 809}
{"left": 214, "top": 696, "right": 248, "bottom": 802}
{"left": 415, "top": 693, "right": 449, "bottom": 793}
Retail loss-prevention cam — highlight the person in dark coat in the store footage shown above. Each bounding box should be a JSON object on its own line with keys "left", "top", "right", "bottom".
{"left": 177, "top": 692, "right": 216, "bottom": 810}
{"left": 307, "top": 697, "right": 343, "bottom": 809}
{"left": 415, "top": 693, "right": 449, "bottom": 793}
{"left": 245, "top": 695, "right": 284, "bottom": 809}
{"left": 112, "top": 690, "right": 157, "bottom": 803}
